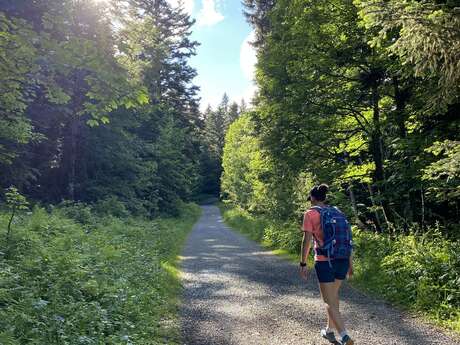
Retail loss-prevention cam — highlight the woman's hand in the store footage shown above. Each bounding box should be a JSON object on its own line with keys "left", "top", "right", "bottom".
{"left": 299, "top": 265, "right": 308, "bottom": 281}
{"left": 347, "top": 261, "right": 354, "bottom": 278}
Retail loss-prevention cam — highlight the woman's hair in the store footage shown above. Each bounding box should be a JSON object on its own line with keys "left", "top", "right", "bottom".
{"left": 309, "top": 184, "right": 329, "bottom": 202}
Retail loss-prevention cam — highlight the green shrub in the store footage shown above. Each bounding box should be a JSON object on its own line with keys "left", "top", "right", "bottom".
{"left": 220, "top": 203, "right": 302, "bottom": 253}
{"left": 0, "top": 203, "right": 201, "bottom": 344}
{"left": 57, "top": 201, "right": 95, "bottom": 225}
{"left": 220, "top": 204, "right": 267, "bottom": 242}
{"left": 353, "top": 227, "right": 460, "bottom": 332}
{"left": 92, "top": 196, "right": 130, "bottom": 218}
{"left": 263, "top": 221, "right": 302, "bottom": 253}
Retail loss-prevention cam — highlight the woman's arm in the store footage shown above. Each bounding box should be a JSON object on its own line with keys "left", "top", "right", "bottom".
{"left": 299, "top": 231, "right": 312, "bottom": 280}
{"left": 300, "top": 231, "right": 312, "bottom": 264}
{"left": 348, "top": 252, "right": 354, "bottom": 278}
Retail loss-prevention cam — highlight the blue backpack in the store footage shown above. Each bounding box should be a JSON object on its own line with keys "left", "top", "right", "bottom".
{"left": 311, "top": 206, "right": 353, "bottom": 265}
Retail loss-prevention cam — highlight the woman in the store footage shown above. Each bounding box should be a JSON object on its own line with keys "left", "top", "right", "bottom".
{"left": 299, "top": 184, "right": 354, "bottom": 345}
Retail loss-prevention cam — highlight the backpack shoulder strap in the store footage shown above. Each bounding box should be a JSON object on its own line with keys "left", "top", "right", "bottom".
{"left": 308, "top": 206, "right": 324, "bottom": 245}
{"left": 310, "top": 206, "right": 323, "bottom": 213}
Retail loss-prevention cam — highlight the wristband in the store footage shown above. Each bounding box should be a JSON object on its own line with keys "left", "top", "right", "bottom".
{"left": 299, "top": 262, "right": 307, "bottom": 267}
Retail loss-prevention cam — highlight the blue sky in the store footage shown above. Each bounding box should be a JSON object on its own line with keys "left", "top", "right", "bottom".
{"left": 170, "top": 0, "right": 257, "bottom": 110}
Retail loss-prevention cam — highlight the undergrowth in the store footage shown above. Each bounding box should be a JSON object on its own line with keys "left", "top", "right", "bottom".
{"left": 0, "top": 202, "right": 201, "bottom": 345}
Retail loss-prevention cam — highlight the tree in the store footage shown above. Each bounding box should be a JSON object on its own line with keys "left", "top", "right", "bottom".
{"left": 4, "top": 186, "right": 29, "bottom": 249}
{"left": 225, "top": 102, "right": 240, "bottom": 129}
{"left": 356, "top": 0, "right": 460, "bottom": 108}
{"left": 242, "top": 0, "right": 276, "bottom": 46}
{"left": 238, "top": 0, "right": 460, "bottom": 233}
{"left": 0, "top": 13, "right": 40, "bottom": 165}
{"left": 0, "top": 0, "right": 204, "bottom": 216}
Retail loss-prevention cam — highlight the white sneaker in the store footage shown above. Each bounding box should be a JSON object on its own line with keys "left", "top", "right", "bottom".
{"left": 320, "top": 328, "right": 337, "bottom": 343}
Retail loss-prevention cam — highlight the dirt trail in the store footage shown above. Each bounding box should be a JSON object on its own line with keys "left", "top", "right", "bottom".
{"left": 180, "top": 205, "right": 457, "bottom": 345}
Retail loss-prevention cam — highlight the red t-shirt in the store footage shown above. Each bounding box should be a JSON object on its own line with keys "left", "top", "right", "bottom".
{"left": 302, "top": 209, "right": 328, "bottom": 262}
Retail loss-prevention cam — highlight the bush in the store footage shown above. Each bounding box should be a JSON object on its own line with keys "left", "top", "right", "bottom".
{"left": 92, "top": 196, "right": 130, "bottom": 218}
{"left": 0, "top": 203, "right": 201, "bottom": 344}
{"left": 57, "top": 201, "right": 95, "bottom": 224}
{"left": 220, "top": 204, "right": 267, "bottom": 242}
{"left": 353, "top": 227, "right": 460, "bottom": 332}
{"left": 220, "top": 203, "right": 303, "bottom": 253}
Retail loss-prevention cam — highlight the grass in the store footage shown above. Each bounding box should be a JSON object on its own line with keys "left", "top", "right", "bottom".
{"left": 0, "top": 202, "right": 201, "bottom": 345}
{"left": 218, "top": 202, "right": 460, "bottom": 335}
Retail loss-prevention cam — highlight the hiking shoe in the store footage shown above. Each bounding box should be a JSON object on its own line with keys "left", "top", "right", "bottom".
{"left": 340, "top": 334, "right": 354, "bottom": 345}
{"left": 320, "top": 328, "right": 337, "bottom": 343}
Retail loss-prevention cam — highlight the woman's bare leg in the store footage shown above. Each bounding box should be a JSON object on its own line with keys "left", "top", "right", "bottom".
{"left": 319, "top": 280, "right": 345, "bottom": 333}
{"left": 320, "top": 287, "right": 336, "bottom": 330}
{"left": 328, "top": 279, "right": 343, "bottom": 329}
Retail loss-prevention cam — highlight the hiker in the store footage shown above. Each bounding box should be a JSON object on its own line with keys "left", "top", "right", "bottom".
{"left": 299, "top": 184, "right": 354, "bottom": 345}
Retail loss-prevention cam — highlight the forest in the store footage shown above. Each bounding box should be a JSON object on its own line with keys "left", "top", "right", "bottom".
{"left": 0, "top": 0, "right": 242, "bottom": 214}
{"left": 0, "top": 0, "right": 459, "bottom": 343}
{"left": 0, "top": 0, "right": 232, "bottom": 343}
{"left": 221, "top": 0, "right": 460, "bottom": 332}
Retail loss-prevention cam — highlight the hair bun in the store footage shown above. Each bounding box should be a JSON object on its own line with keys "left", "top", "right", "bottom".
{"left": 318, "top": 184, "right": 329, "bottom": 194}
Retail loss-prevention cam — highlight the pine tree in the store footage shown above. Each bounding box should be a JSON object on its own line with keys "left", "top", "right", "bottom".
{"left": 226, "top": 102, "right": 240, "bottom": 129}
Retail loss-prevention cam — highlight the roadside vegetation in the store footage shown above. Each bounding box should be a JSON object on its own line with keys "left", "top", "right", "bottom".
{"left": 0, "top": 1, "right": 229, "bottom": 342}
{"left": 219, "top": 203, "right": 460, "bottom": 333}
{"left": 219, "top": 0, "right": 460, "bottom": 335}
{"left": 0, "top": 201, "right": 200, "bottom": 344}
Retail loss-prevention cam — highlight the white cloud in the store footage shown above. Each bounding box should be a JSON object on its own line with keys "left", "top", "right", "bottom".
{"left": 197, "top": 0, "right": 224, "bottom": 27}
{"left": 239, "top": 31, "right": 258, "bottom": 105}
{"left": 245, "top": 83, "right": 257, "bottom": 102}
{"left": 167, "top": 0, "right": 194, "bottom": 15}
{"left": 240, "top": 31, "right": 257, "bottom": 81}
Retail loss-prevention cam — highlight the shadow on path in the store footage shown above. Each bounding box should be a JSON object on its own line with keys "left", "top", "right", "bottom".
{"left": 180, "top": 206, "right": 457, "bottom": 345}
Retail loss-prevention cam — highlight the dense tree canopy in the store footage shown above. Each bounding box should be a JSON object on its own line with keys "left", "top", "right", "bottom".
{"left": 222, "top": 0, "right": 460, "bottom": 236}
{"left": 200, "top": 94, "right": 243, "bottom": 195}
{"left": 0, "top": 0, "right": 208, "bottom": 215}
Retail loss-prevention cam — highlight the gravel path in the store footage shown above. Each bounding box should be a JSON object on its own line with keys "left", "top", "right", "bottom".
{"left": 180, "top": 205, "right": 458, "bottom": 345}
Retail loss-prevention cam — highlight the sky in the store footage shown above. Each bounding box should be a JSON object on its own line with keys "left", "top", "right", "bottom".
{"left": 169, "top": 0, "right": 257, "bottom": 111}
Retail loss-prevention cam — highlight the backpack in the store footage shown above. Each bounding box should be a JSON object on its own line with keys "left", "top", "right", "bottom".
{"left": 311, "top": 206, "right": 353, "bottom": 265}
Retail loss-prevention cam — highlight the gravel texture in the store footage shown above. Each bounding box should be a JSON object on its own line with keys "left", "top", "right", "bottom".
{"left": 179, "top": 205, "right": 458, "bottom": 345}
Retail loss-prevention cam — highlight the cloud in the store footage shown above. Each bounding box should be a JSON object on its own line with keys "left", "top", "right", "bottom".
{"left": 240, "top": 31, "right": 257, "bottom": 81}
{"left": 240, "top": 31, "right": 258, "bottom": 105}
{"left": 167, "top": 0, "right": 194, "bottom": 15}
{"left": 197, "top": 0, "right": 224, "bottom": 27}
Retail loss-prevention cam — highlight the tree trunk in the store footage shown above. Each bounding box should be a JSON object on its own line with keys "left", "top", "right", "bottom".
{"left": 6, "top": 206, "right": 16, "bottom": 244}
{"left": 370, "top": 84, "right": 391, "bottom": 230}
{"left": 68, "top": 115, "right": 80, "bottom": 200}
{"left": 371, "top": 84, "right": 385, "bottom": 183}
{"left": 393, "top": 77, "right": 408, "bottom": 138}
{"left": 367, "top": 182, "right": 383, "bottom": 232}
{"left": 348, "top": 184, "right": 366, "bottom": 229}
{"left": 394, "top": 76, "right": 415, "bottom": 225}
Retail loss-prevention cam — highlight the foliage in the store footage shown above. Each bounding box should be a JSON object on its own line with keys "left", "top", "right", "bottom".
{"left": 3, "top": 186, "right": 29, "bottom": 248}
{"left": 353, "top": 227, "right": 460, "bottom": 332}
{"left": 4, "top": 186, "right": 29, "bottom": 212}
{"left": 200, "top": 94, "right": 243, "bottom": 196}
{"left": 220, "top": 203, "right": 268, "bottom": 243}
{"left": 232, "top": 0, "right": 460, "bottom": 233}
{"left": 218, "top": 0, "right": 460, "bottom": 331}
{"left": 0, "top": 13, "right": 41, "bottom": 164}
{"left": 219, "top": 203, "right": 302, "bottom": 256}
{"left": 0, "top": 203, "right": 201, "bottom": 344}
{"left": 355, "top": 0, "right": 460, "bottom": 107}
{"left": 0, "top": 0, "right": 206, "bottom": 215}
{"left": 221, "top": 114, "right": 269, "bottom": 213}
{"left": 423, "top": 140, "right": 460, "bottom": 201}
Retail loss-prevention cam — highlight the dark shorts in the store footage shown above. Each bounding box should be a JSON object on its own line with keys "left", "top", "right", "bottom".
{"left": 314, "top": 259, "right": 350, "bottom": 283}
